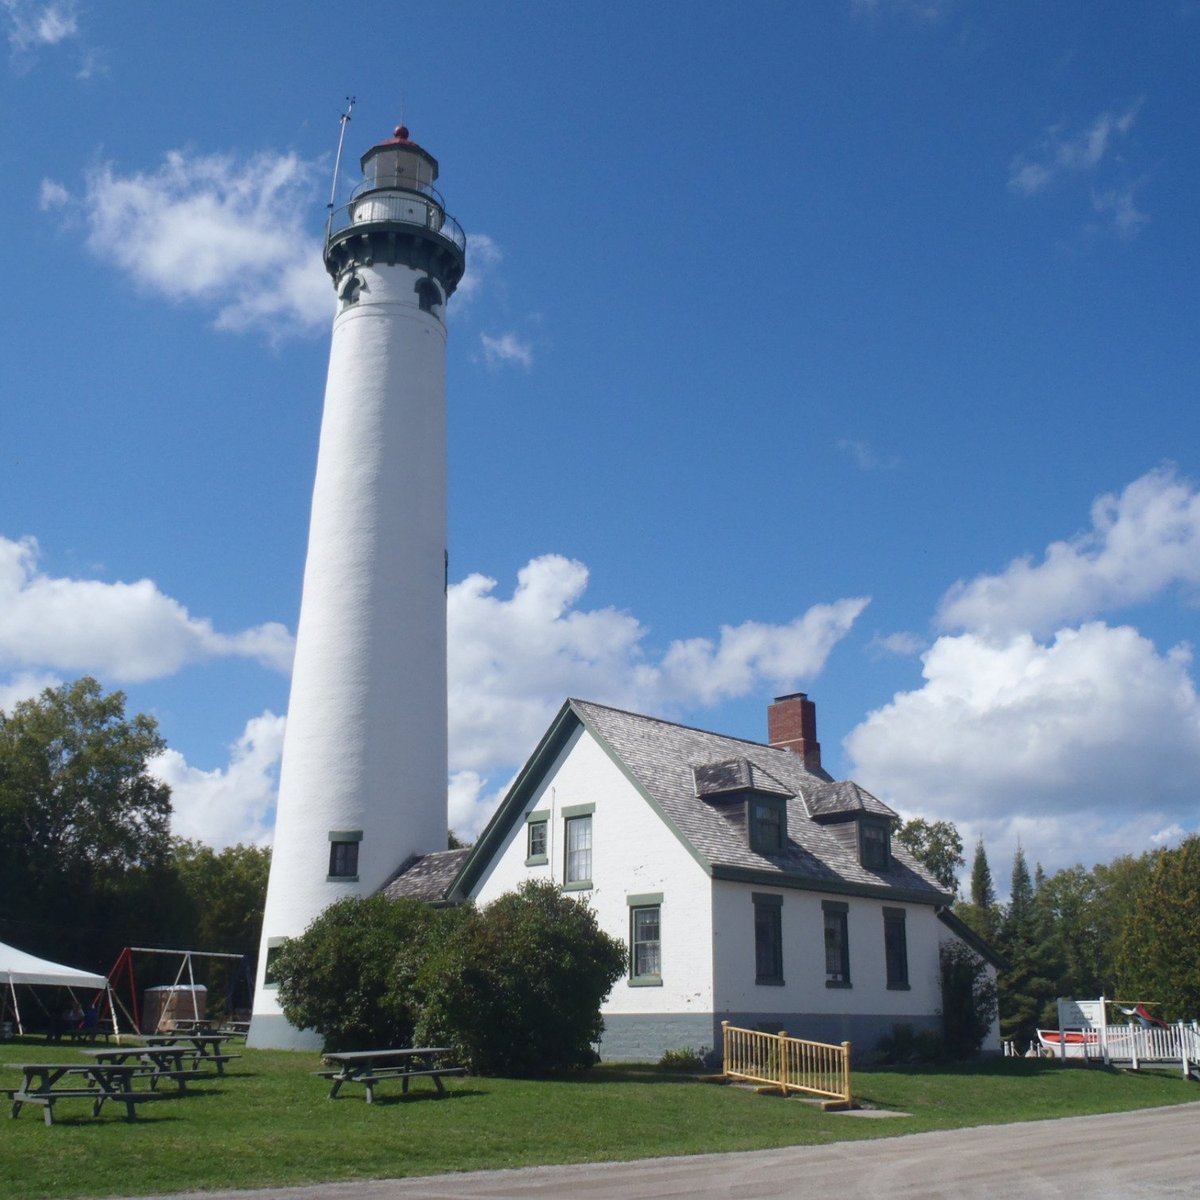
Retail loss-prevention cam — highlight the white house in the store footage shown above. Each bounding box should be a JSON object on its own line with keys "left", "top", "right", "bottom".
{"left": 384, "top": 693, "right": 1001, "bottom": 1061}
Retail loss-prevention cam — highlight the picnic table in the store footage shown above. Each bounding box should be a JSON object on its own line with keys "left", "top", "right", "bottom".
{"left": 317, "top": 1047, "right": 465, "bottom": 1103}
{"left": 80, "top": 1045, "right": 205, "bottom": 1093}
{"left": 141, "top": 1033, "right": 241, "bottom": 1076}
{"left": 3, "top": 1061, "right": 165, "bottom": 1125}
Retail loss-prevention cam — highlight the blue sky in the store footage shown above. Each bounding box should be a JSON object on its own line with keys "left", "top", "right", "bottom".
{"left": 2, "top": 1, "right": 1198, "bottom": 885}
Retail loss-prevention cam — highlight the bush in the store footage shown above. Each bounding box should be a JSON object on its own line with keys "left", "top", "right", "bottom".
{"left": 273, "top": 894, "right": 460, "bottom": 1051}
{"left": 658, "top": 1046, "right": 708, "bottom": 1072}
{"left": 875, "top": 1023, "right": 944, "bottom": 1065}
{"left": 416, "top": 880, "right": 626, "bottom": 1076}
{"left": 940, "top": 940, "right": 998, "bottom": 1058}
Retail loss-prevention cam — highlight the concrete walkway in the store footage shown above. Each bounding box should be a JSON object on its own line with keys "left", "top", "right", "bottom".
{"left": 117, "top": 1102, "right": 1200, "bottom": 1200}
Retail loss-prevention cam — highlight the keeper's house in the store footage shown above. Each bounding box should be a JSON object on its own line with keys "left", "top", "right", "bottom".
{"left": 386, "top": 693, "right": 1001, "bottom": 1061}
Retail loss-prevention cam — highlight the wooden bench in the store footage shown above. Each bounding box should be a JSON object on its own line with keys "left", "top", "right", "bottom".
{"left": 12, "top": 1086, "right": 166, "bottom": 1125}
{"left": 192, "top": 1052, "right": 241, "bottom": 1075}
{"left": 317, "top": 1048, "right": 466, "bottom": 1104}
{"left": 140, "top": 1035, "right": 242, "bottom": 1076}
{"left": 4, "top": 1063, "right": 168, "bottom": 1125}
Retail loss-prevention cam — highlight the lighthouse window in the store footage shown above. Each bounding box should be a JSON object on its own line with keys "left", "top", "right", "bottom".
{"left": 327, "top": 829, "right": 363, "bottom": 881}
{"left": 415, "top": 277, "right": 442, "bottom": 315}
{"left": 338, "top": 272, "right": 363, "bottom": 307}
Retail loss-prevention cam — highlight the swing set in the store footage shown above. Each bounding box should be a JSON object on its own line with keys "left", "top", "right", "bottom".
{"left": 105, "top": 946, "right": 254, "bottom": 1035}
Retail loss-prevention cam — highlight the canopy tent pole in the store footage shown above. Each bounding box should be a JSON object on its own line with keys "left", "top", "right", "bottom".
{"left": 8, "top": 979, "right": 22, "bottom": 1037}
{"left": 103, "top": 983, "right": 123, "bottom": 1043}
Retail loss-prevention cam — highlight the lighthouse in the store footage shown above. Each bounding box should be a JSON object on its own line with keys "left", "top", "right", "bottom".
{"left": 249, "top": 126, "right": 466, "bottom": 1048}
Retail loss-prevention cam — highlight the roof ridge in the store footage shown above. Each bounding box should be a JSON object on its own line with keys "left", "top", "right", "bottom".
{"left": 569, "top": 696, "right": 778, "bottom": 754}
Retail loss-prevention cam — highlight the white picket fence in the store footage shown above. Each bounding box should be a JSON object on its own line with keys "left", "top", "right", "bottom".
{"left": 1049, "top": 1021, "right": 1200, "bottom": 1078}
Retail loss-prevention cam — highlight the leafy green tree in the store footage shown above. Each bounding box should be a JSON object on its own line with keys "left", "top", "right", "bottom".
{"left": 417, "top": 881, "right": 626, "bottom": 1076}
{"left": 1116, "top": 837, "right": 1200, "bottom": 1022}
{"left": 274, "top": 893, "right": 461, "bottom": 1050}
{"left": 0, "top": 677, "right": 172, "bottom": 965}
{"left": 895, "top": 818, "right": 964, "bottom": 894}
{"left": 169, "top": 840, "right": 271, "bottom": 957}
{"left": 1037, "top": 864, "right": 1107, "bottom": 999}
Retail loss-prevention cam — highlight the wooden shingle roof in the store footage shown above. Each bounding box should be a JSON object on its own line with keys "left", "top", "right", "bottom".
{"left": 434, "top": 698, "right": 953, "bottom": 906}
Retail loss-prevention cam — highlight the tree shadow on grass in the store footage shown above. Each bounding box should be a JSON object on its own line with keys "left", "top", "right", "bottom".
{"left": 532, "top": 1066, "right": 707, "bottom": 1086}
{"left": 863, "top": 1057, "right": 1130, "bottom": 1080}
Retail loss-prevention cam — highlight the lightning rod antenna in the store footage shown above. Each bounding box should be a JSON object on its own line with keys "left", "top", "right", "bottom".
{"left": 328, "top": 96, "right": 356, "bottom": 211}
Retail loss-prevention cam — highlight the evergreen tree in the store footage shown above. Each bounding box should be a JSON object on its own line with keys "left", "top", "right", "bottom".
{"left": 971, "top": 839, "right": 996, "bottom": 910}
{"left": 996, "top": 844, "right": 1061, "bottom": 1047}
{"left": 956, "top": 839, "right": 998, "bottom": 942}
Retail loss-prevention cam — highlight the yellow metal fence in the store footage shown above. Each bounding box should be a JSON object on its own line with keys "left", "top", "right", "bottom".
{"left": 721, "top": 1021, "right": 852, "bottom": 1107}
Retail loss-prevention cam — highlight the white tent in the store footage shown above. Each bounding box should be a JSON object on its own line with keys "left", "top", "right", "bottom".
{"left": 0, "top": 939, "right": 111, "bottom": 1037}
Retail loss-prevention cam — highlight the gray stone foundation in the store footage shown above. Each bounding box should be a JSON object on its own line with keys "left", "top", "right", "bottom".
{"left": 598, "top": 1010, "right": 942, "bottom": 1064}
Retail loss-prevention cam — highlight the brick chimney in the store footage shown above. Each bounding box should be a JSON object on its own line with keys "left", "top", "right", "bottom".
{"left": 767, "top": 693, "right": 822, "bottom": 772}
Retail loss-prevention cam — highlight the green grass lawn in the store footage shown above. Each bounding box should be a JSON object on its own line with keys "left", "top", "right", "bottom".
{"left": 0, "top": 1039, "right": 1195, "bottom": 1199}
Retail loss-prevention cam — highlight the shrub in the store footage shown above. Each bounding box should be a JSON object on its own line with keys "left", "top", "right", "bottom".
{"left": 940, "top": 940, "right": 998, "bottom": 1058}
{"left": 658, "top": 1046, "right": 708, "bottom": 1072}
{"left": 273, "top": 894, "right": 460, "bottom": 1051}
{"left": 875, "top": 1023, "right": 943, "bottom": 1064}
{"left": 416, "top": 880, "right": 626, "bottom": 1076}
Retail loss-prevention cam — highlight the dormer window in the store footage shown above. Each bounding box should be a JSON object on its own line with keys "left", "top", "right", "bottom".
{"left": 748, "top": 796, "right": 787, "bottom": 855}
{"left": 860, "top": 819, "right": 891, "bottom": 871}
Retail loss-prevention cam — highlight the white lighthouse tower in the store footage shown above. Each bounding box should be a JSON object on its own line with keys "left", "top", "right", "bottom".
{"left": 249, "top": 125, "right": 466, "bottom": 1048}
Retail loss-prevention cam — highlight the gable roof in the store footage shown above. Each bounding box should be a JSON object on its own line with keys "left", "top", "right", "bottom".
{"left": 442, "top": 698, "right": 952, "bottom": 906}
{"left": 380, "top": 848, "right": 470, "bottom": 904}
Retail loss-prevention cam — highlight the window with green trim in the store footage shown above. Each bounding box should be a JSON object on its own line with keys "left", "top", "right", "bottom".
{"left": 748, "top": 796, "right": 787, "bottom": 854}
{"left": 564, "top": 814, "right": 592, "bottom": 886}
{"left": 860, "top": 820, "right": 891, "bottom": 870}
{"left": 823, "top": 901, "right": 850, "bottom": 987}
{"left": 328, "top": 840, "right": 359, "bottom": 879}
{"left": 753, "top": 893, "right": 784, "bottom": 985}
{"left": 526, "top": 819, "right": 547, "bottom": 864}
{"left": 630, "top": 904, "right": 662, "bottom": 984}
{"left": 263, "top": 939, "right": 286, "bottom": 988}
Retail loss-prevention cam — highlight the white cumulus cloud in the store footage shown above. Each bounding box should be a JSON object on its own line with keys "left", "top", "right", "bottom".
{"left": 848, "top": 623, "right": 1200, "bottom": 819}
{"left": 847, "top": 467, "right": 1200, "bottom": 877}
{"left": 847, "top": 623, "right": 1200, "bottom": 877}
{"left": 77, "top": 149, "right": 332, "bottom": 337}
{"left": 937, "top": 467, "right": 1200, "bottom": 638}
{"left": 0, "top": 535, "right": 294, "bottom": 681}
{"left": 151, "top": 711, "right": 285, "bottom": 848}
{"left": 447, "top": 554, "right": 867, "bottom": 830}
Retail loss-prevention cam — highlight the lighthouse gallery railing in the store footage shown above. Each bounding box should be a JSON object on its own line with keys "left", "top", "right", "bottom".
{"left": 326, "top": 186, "right": 466, "bottom": 255}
